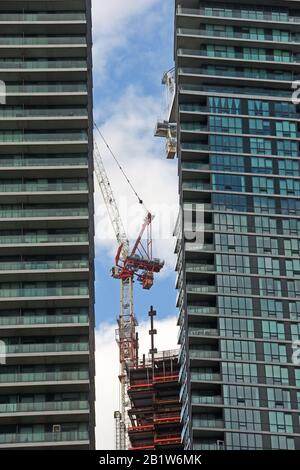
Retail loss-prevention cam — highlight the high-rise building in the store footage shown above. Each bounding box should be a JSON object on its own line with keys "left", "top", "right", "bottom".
{"left": 0, "top": 0, "right": 95, "bottom": 449}
{"left": 173, "top": 0, "right": 300, "bottom": 450}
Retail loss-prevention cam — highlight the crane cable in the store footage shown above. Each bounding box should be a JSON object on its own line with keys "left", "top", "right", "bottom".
{"left": 94, "top": 121, "right": 149, "bottom": 213}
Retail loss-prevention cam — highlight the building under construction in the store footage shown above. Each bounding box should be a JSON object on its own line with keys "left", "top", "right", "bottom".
{"left": 127, "top": 350, "right": 182, "bottom": 451}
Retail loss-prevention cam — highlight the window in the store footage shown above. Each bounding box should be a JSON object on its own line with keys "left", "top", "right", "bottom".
{"left": 269, "top": 412, "right": 293, "bottom": 433}
{"left": 243, "top": 47, "right": 266, "bottom": 61}
{"left": 276, "top": 121, "right": 297, "bottom": 137}
{"left": 215, "top": 234, "right": 249, "bottom": 252}
{"left": 210, "top": 135, "right": 243, "bottom": 152}
{"left": 219, "top": 318, "right": 254, "bottom": 337}
{"left": 291, "top": 323, "right": 300, "bottom": 341}
{"left": 278, "top": 159, "right": 299, "bottom": 176}
{"left": 211, "top": 154, "right": 244, "bottom": 172}
{"left": 253, "top": 196, "right": 276, "bottom": 214}
{"left": 254, "top": 216, "right": 277, "bottom": 234}
{"left": 212, "top": 174, "right": 245, "bottom": 192}
{"left": 218, "top": 275, "right": 252, "bottom": 294}
{"left": 249, "top": 119, "right": 271, "bottom": 135}
{"left": 221, "top": 340, "right": 256, "bottom": 360}
{"left": 262, "top": 320, "right": 285, "bottom": 339}
{"left": 288, "top": 301, "right": 300, "bottom": 320}
{"left": 281, "top": 198, "right": 300, "bottom": 215}
{"left": 271, "top": 436, "right": 295, "bottom": 450}
{"left": 287, "top": 280, "right": 300, "bottom": 297}
{"left": 222, "top": 362, "right": 258, "bottom": 383}
{"left": 286, "top": 259, "right": 300, "bottom": 277}
{"left": 213, "top": 194, "right": 247, "bottom": 211}
{"left": 272, "top": 30, "right": 290, "bottom": 43}
{"left": 248, "top": 100, "right": 269, "bottom": 116}
{"left": 257, "top": 257, "right": 280, "bottom": 276}
{"left": 259, "top": 278, "right": 281, "bottom": 296}
{"left": 225, "top": 408, "right": 261, "bottom": 431}
{"left": 256, "top": 237, "right": 278, "bottom": 255}
{"left": 264, "top": 343, "right": 287, "bottom": 362}
{"left": 280, "top": 179, "right": 300, "bottom": 196}
{"left": 209, "top": 116, "right": 242, "bottom": 133}
{"left": 274, "top": 101, "right": 296, "bottom": 118}
{"left": 267, "top": 388, "right": 291, "bottom": 409}
{"left": 277, "top": 140, "right": 298, "bottom": 157}
{"left": 214, "top": 214, "right": 248, "bottom": 232}
{"left": 265, "top": 365, "right": 289, "bottom": 385}
{"left": 223, "top": 385, "right": 259, "bottom": 407}
{"left": 226, "top": 432, "right": 263, "bottom": 450}
{"left": 208, "top": 96, "right": 241, "bottom": 114}
{"left": 218, "top": 296, "right": 253, "bottom": 317}
{"left": 261, "top": 299, "right": 283, "bottom": 319}
{"left": 284, "top": 239, "right": 300, "bottom": 256}
{"left": 251, "top": 157, "right": 273, "bottom": 174}
{"left": 250, "top": 137, "right": 272, "bottom": 155}
{"left": 282, "top": 218, "right": 300, "bottom": 235}
{"left": 252, "top": 176, "right": 274, "bottom": 194}
{"left": 216, "top": 254, "right": 250, "bottom": 273}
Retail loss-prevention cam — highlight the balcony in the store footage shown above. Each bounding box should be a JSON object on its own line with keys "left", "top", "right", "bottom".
{"left": 0, "top": 285, "right": 89, "bottom": 299}
{"left": 177, "top": 6, "right": 300, "bottom": 24}
{"left": 0, "top": 131, "right": 87, "bottom": 144}
{"left": 0, "top": 430, "right": 89, "bottom": 446}
{"left": 0, "top": 59, "right": 87, "bottom": 70}
{"left": 0, "top": 207, "right": 88, "bottom": 218}
{"left": 179, "top": 67, "right": 298, "bottom": 83}
{"left": 179, "top": 84, "right": 292, "bottom": 99}
{"left": 186, "top": 263, "right": 215, "bottom": 272}
{"left": 177, "top": 28, "right": 300, "bottom": 44}
{"left": 0, "top": 156, "right": 87, "bottom": 168}
{"left": 189, "top": 328, "right": 218, "bottom": 337}
{"left": 186, "top": 285, "right": 215, "bottom": 294}
{"left": 6, "top": 342, "right": 89, "bottom": 355}
{"left": 0, "top": 400, "right": 89, "bottom": 414}
{"left": 178, "top": 48, "right": 300, "bottom": 65}
{"left": 0, "top": 37, "right": 86, "bottom": 46}
{"left": 7, "top": 83, "right": 87, "bottom": 94}
{"left": 189, "top": 350, "right": 219, "bottom": 359}
{"left": 0, "top": 181, "right": 88, "bottom": 194}
{"left": 0, "top": 313, "right": 88, "bottom": 326}
{"left": 0, "top": 370, "right": 89, "bottom": 384}
{"left": 0, "top": 108, "right": 88, "bottom": 119}
{"left": 0, "top": 259, "right": 88, "bottom": 272}
{"left": 0, "top": 233, "right": 88, "bottom": 245}
{"left": 0, "top": 13, "right": 86, "bottom": 22}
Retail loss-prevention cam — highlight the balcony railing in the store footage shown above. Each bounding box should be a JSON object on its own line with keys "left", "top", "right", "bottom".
{"left": 178, "top": 48, "right": 300, "bottom": 64}
{"left": 179, "top": 67, "right": 298, "bottom": 82}
{"left": 182, "top": 182, "right": 211, "bottom": 191}
{"left": 0, "top": 181, "right": 88, "bottom": 193}
{"left": 191, "top": 372, "right": 221, "bottom": 381}
{"left": 0, "top": 430, "right": 89, "bottom": 445}
{"left": 7, "top": 83, "right": 87, "bottom": 93}
{"left": 0, "top": 132, "right": 87, "bottom": 143}
{"left": 177, "top": 28, "right": 300, "bottom": 43}
{"left": 0, "top": 259, "right": 89, "bottom": 271}
{"left": 6, "top": 342, "right": 89, "bottom": 354}
{"left": 0, "top": 108, "right": 88, "bottom": 118}
{"left": 193, "top": 419, "right": 224, "bottom": 428}
{"left": 179, "top": 84, "right": 292, "bottom": 98}
{"left": 192, "top": 395, "right": 223, "bottom": 405}
{"left": 181, "top": 142, "right": 209, "bottom": 151}
{"left": 0, "top": 370, "right": 89, "bottom": 384}
{"left": 0, "top": 314, "right": 88, "bottom": 326}
{"left": 0, "top": 286, "right": 89, "bottom": 298}
{"left": 189, "top": 328, "right": 218, "bottom": 336}
{"left": 185, "top": 243, "right": 215, "bottom": 251}
{"left": 0, "top": 156, "right": 88, "bottom": 167}
{"left": 0, "top": 233, "right": 88, "bottom": 245}
{"left": 0, "top": 207, "right": 88, "bottom": 218}
{"left": 177, "top": 6, "right": 300, "bottom": 23}
{"left": 181, "top": 123, "right": 208, "bottom": 132}
{"left": 0, "top": 13, "right": 86, "bottom": 22}
{"left": 187, "top": 307, "right": 217, "bottom": 315}
{"left": 0, "top": 400, "right": 89, "bottom": 414}
{"left": 0, "top": 36, "right": 86, "bottom": 46}
{"left": 186, "top": 264, "right": 215, "bottom": 272}
{"left": 0, "top": 59, "right": 87, "bottom": 69}
{"left": 186, "top": 285, "right": 216, "bottom": 293}
{"left": 190, "top": 350, "right": 219, "bottom": 358}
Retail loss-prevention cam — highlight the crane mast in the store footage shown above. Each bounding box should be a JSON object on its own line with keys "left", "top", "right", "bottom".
{"left": 94, "top": 137, "right": 164, "bottom": 449}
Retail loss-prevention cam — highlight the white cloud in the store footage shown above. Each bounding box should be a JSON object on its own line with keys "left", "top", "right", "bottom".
{"left": 94, "top": 86, "right": 178, "bottom": 274}
{"left": 95, "top": 315, "right": 178, "bottom": 450}
{"left": 92, "top": 0, "right": 159, "bottom": 78}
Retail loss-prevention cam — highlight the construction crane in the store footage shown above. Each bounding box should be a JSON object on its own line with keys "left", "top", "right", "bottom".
{"left": 94, "top": 129, "right": 164, "bottom": 449}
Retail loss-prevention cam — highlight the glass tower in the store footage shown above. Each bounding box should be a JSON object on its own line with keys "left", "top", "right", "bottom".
{"left": 0, "top": 1, "right": 95, "bottom": 449}
{"left": 174, "top": 0, "right": 300, "bottom": 450}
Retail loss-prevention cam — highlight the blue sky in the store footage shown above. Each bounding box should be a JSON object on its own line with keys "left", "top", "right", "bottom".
{"left": 93, "top": 0, "right": 178, "bottom": 328}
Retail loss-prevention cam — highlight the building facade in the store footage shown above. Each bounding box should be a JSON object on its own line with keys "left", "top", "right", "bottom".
{"left": 0, "top": 0, "right": 95, "bottom": 448}
{"left": 174, "top": 0, "right": 300, "bottom": 450}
